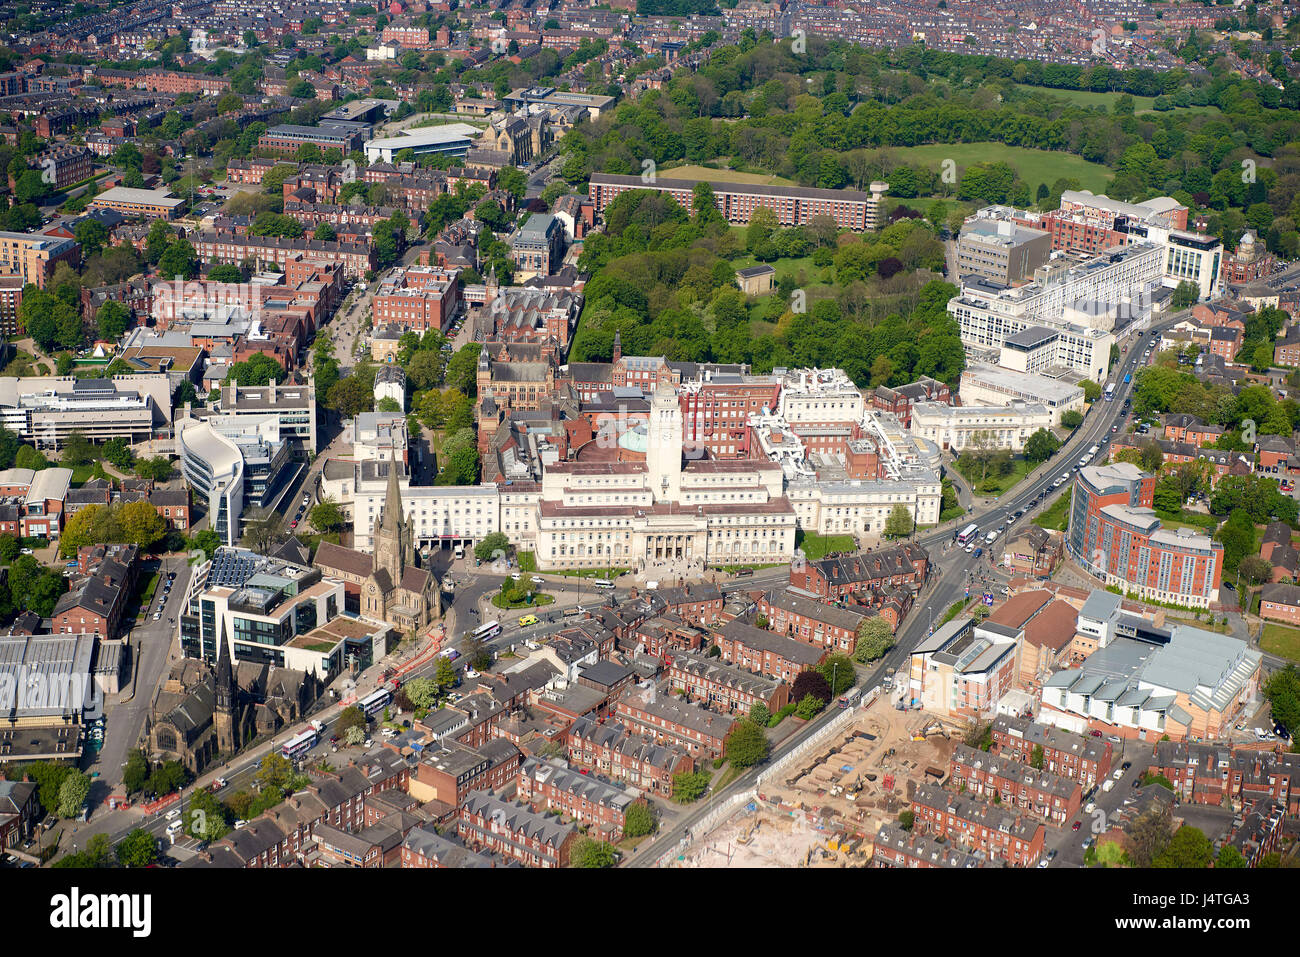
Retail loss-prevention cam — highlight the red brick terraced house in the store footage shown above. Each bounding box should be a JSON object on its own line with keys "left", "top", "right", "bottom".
{"left": 710, "top": 618, "right": 827, "bottom": 684}
{"left": 615, "top": 687, "right": 735, "bottom": 757}
{"left": 667, "top": 650, "right": 790, "bottom": 716}
{"left": 909, "top": 784, "right": 1046, "bottom": 867}
{"left": 515, "top": 757, "right": 637, "bottom": 842}
{"left": 565, "top": 716, "right": 693, "bottom": 798}
{"left": 872, "top": 822, "right": 998, "bottom": 869}
{"left": 458, "top": 792, "right": 577, "bottom": 868}
{"left": 990, "top": 715, "right": 1113, "bottom": 789}
{"left": 401, "top": 824, "right": 496, "bottom": 868}
{"left": 948, "top": 744, "right": 1083, "bottom": 826}
{"left": 1259, "top": 583, "right": 1300, "bottom": 627}
{"left": 1148, "top": 741, "right": 1300, "bottom": 814}
{"left": 789, "top": 544, "right": 929, "bottom": 602}
{"left": 756, "top": 588, "right": 868, "bottom": 654}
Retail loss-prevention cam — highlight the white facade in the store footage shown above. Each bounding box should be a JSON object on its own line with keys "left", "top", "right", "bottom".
{"left": 908, "top": 400, "right": 1053, "bottom": 452}
{"left": 959, "top": 365, "right": 1085, "bottom": 426}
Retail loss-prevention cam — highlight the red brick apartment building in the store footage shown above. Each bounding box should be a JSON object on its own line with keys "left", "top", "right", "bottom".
{"left": 51, "top": 554, "right": 134, "bottom": 641}
{"left": 949, "top": 744, "right": 1082, "bottom": 826}
{"left": 515, "top": 757, "right": 636, "bottom": 842}
{"left": 225, "top": 157, "right": 283, "bottom": 186}
{"left": 667, "top": 651, "right": 790, "bottom": 715}
{"left": 616, "top": 687, "right": 735, "bottom": 757}
{"left": 192, "top": 231, "right": 376, "bottom": 279}
{"left": 588, "top": 173, "right": 872, "bottom": 231}
{"left": 991, "top": 715, "right": 1113, "bottom": 788}
{"left": 372, "top": 265, "right": 462, "bottom": 332}
{"left": 910, "top": 784, "right": 1045, "bottom": 867}
{"left": 789, "top": 543, "right": 929, "bottom": 601}
{"left": 679, "top": 376, "right": 780, "bottom": 459}
{"left": 872, "top": 822, "right": 997, "bottom": 869}
{"left": 566, "top": 716, "right": 694, "bottom": 798}
{"left": 458, "top": 792, "right": 577, "bottom": 868}
{"left": 711, "top": 619, "right": 827, "bottom": 683}
{"left": 408, "top": 739, "right": 522, "bottom": 805}
{"left": 757, "top": 588, "right": 867, "bottom": 654}
{"left": 1148, "top": 741, "right": 1300, "bottom": 814}
{"left": 35, "top": 145, "right": 92, "bottom": 190}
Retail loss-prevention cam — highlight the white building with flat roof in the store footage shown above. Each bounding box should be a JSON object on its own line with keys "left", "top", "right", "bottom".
{"left": 960, "top": 364, "right": 1085, "bottom": 426}
{"left": 363, "top": 123, "right": 480, "bottom": 163}
{"left": 908, "top": 400, "right": 1053, "bottom": 452}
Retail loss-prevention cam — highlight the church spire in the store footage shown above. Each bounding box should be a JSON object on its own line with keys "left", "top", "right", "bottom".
{"left": 382, "top": 449, "right": 403, "bottom": 534}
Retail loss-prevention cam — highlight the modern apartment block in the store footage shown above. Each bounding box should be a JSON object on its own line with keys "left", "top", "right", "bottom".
{"left": 1068, "top": 463, "right": 1221, "bottom": 607}
{"left": 956, "top": 216, "right": 1052, "bottom": 283}
{"left": 589, "top": 173, "right": 872, "bottom": 231}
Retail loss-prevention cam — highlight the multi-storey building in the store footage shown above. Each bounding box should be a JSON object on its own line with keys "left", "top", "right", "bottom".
{"left": 457, "top": 792, "right": 577, "bottom": 868}
{"left": 910, "top": 784, "right": 1045, "bottom": 867}
{"left": 908, "top": 400, "right": 1053, "bottom": 452}
{"left": 589, "top": 173, "right": 872, "bottom": 231}
{"left": 565, "top": 716, "right": 694, "bottom": 798}
{"left": 949, "top": 744, "right": 1082, "bottom": 826}
{"left": 1068, "top": 463, "right": 1221, "bottom": 607}
{"left": 372, "top": 265, "right": 461, "bottom": 333}
{"left": 615, "top": 686, "right": 735, "bottom": 757}
{"left": 408, "top": 739, "right": 522, "bottom": 806}
{"left": 710, "top": 620, "right": 827, "bottom": 685}
{"left": 756, "top": 588, "right": 868, "bottom": 654}
{"left": 0, "top": 231, "right": 80, "bottom": 288}
{"left": 514, "top": 757, "right": 637, "bottom": 842}
{"left": 667, "top": 650, "right": 791, "bottom": 715}
{"left": 956, "top": 216, "right": 1052, "bottom": 284}
{"left": 990, "top": 715, "right": 1113, "bottom": 788}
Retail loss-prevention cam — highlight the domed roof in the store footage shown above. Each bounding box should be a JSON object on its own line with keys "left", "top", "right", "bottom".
{"left": 618, "top": 424, "right": 648, "bottom": 454}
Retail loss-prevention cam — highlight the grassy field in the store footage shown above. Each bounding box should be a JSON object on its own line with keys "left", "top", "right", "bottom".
{"left": 1034, "top": 488, "right": 1072, "bottom": 532}
{"left": 1153, "top": 509, "right": 1220, "bottom": 533}
{"left": 954, "top": 456, "right": 1034, "bottom": 498}
{"left": 1012, "top": 84, "right": 1222, "bottom": 118}
{"left": 796, "top": 531, "right": 856, "bottom": 560}
{"left": 1261, "top": 623, "right": 1300, "bottom": 662}
{"left": 663, "top": 164, "right": 797, "bottom": 186}
{"left": 881, "top": 142, "right": 1113, "bottom": 194}
{"left": 1167, "top": 616, "right": 1230, "bottom": 635}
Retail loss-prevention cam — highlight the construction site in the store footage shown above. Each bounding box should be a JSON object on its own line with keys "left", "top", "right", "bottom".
{"left": 671, "top": 697, "right": 965, "bottom": 868}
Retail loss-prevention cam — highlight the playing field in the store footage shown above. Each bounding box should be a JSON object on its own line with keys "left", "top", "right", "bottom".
{"left": 662, "top": 164, "right": 797, "bottom": 186}
{"left": 880, "top": 142, "right": 1113, "bottom": 194}
{"left": 1013, "top": 84, "right": 1222, "bottom": 118}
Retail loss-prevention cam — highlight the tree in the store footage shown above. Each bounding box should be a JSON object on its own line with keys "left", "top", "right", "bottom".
{"left": 122, "top": 751, "right": 150, "bottom": 793}
{"left": 748, "top": 702, "right": 771, "bottom": 727}
{"left": 57, "top": 771, "right": 91, "bottom": 817}
{"left": 118, "top": 500, "right": 167, "bottom": 548}
{"left": 327, "top": 376, "right": 371, "bottom": 418}
{"left": 157, "top": 239, "right": 199, "bottom": 280}
{"left": 240, "top": 507, "right": 287, "bottom": 554}
{"left": 1215, "top": 844, "right": 1247, "bottom": 869}
{"left": 343, "top": 725, "right": 366, "bottom": 746}
{"left": 1024, "top": 428, "right": 1061, "bottom": 463}
{"left": 1153, "top": 825, "right": 1213, "bottom": 868}
{"left": 190, "top": 529, "right": 222, "bottom": 560}
{"left": 819, "top": 654, "right": 855, "bottom": 696}
{"left": 52, "top": 833, "right": 113, "bottom": 869}
{"left": 623, "top": 802, "right": 657, "bottom": 838}
{"left": 794, "top": 693, "right": 825, "bottom": 719}
{"left": 254, "top": 753, "right": 295, "bottom": 792}
{"left": 672, "top": 769, "right": 710, "bottom": 803}
{"left": 101, "top": 437, "right": 135, "bottom": 470}
{"left": 185, "top": 787, "right": 231, "bottom": 842}
{"left": 853, "top": 617, "right": 895, "bottom": 663}
{"left": 791, "top": 669, "right": 832, "bottom": 705}
{"left": 135, "top": 457, "right": 175, "bottom": 482}
{"left": 435, "top": 656, "right": 457, "bottom": 689}
{"left": 224, "top": 353, "right": 285, "bottom": 387}
{"left": 1061, "top": 410, "right": 1084, "bottom": 430}
{"left": 1265, "top": 665, "right": 1300, "bottom": 738}
{"left": 724, "top": 718, "right": 769, "bottom": 768}
{"left": 1126, "top": 804, "right": 1175, "bottom": 867}
{"left": 1080, "top": 379, "right": 1102, "bottom": 402}
{"left": 96, "top": 300, "right": 131, "bottom": 342}
{"left": 309, "top": 498, "right": 346, "bottom": 533}
{"left": 402, "top": 677, "right": 439, "bottom": 710}
{"left": 116, "top": 828, "right": 159, "bottom": 868}
{"left": 474, "top": 531, "right": 511, "bottom": 564}
{"left": 1030, "top": 745, "right": 1044, "bottom": 770}
{"left": 334, "top": 705, "right": 367, "bottom": 739}
{"left": 1239, "top": 555, "right": 1272, "bottom": 587}
{"left": 883, "top": 503, "right": 914, "bottom": 539}
{"left": 571, "top": 837, "right": 618, "bottom": 868}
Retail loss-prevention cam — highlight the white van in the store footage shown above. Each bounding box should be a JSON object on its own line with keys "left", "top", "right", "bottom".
{"left": 984, "top": 529, "right": 999, "bottom": 544}
{"left": 166, "top": 820, "right": 184, "bottom": 838}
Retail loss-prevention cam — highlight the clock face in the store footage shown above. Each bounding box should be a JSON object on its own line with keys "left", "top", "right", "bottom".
{"left": 369, "top": 584, "right": 377, "bottom": 594}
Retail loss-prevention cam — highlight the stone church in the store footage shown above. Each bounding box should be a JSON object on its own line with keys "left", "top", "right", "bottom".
{"left": 147, "top": 639, "right": 320, "bottom": 773}
{"left": 360, "top": 454, "right": 440, "bottom": 634}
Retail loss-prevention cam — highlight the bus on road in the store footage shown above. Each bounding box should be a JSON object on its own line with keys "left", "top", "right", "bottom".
{"left": 1104, "top": 383, "right": 1116, "bottom": 401}
{"left": 281, "top": 728, "right": 317, "bottom": 761}
{"left": 591, "top": 578, "right": 615, "bottom": 589}
{"left": 358, "top": 687, "right": 392, "bottom": 717}
{"left": 957, "top": 524, "right": 979, "bottom": 545}
{"left": 472, "top": 620, "right": 502, "bottom": 640}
